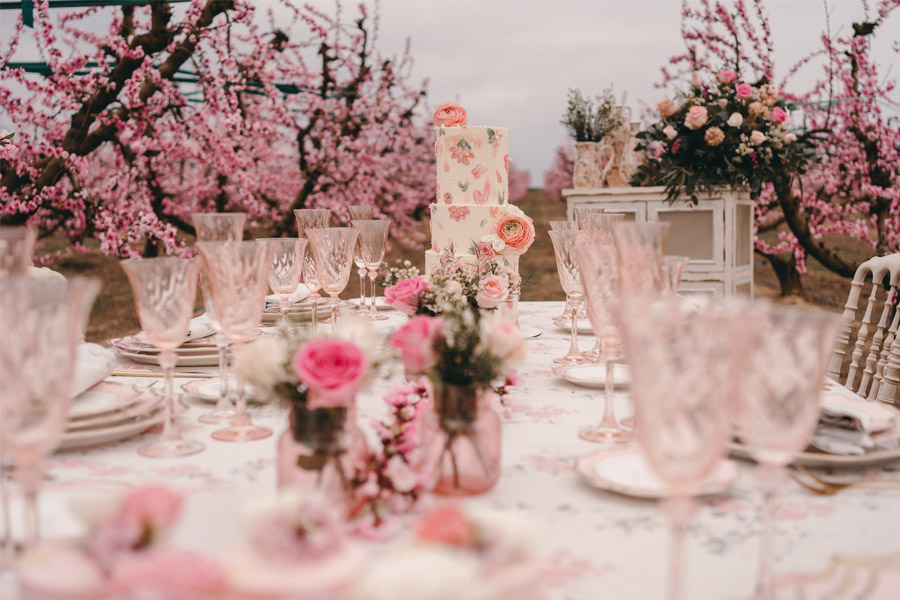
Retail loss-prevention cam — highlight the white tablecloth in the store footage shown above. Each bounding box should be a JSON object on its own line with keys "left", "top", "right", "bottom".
{"left": 6, "top": 302, "right": 900, "bottom": 599}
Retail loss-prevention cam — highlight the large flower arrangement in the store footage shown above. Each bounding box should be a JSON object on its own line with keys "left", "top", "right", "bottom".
{"left": 631, "top": 70, "right": 816, "bottom": 203}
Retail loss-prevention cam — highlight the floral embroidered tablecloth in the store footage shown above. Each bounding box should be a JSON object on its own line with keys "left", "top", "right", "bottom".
{"left": 7, "top": 301, "right": 900, "bottom": 599}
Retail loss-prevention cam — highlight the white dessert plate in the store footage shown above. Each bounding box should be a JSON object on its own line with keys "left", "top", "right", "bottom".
{"left": 182, "top": 377, "right": 265, "bottom": 404}
{"left": 347, "top": 296, "right": 393, "bottom": 311}
{"left": 575, "top": 448, "right": 739, "bottom": 499}
{"left": 728, "top": 442, "right": 900, "bottom": 468}
{"left": 67, "top": 393, "right": 162, "bottom": 432}
{"left": 58, "top": 406, "right": 165, "bottom": 451}
{"left": 69, "top": 381, "right": 143, "bottom": 420}
{"left": 519, "top": 326, "right": 541, "bottom": 339}
{"left": 114, "top": 350, "right": 220, "bottom": 368}
{"left": 555, "top": 363, "right": 631, "bottom": 388}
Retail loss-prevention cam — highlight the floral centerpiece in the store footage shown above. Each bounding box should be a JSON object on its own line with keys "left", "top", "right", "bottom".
{"left": 631, "top": 69, "right": 815, "bottom": 203}
{"left": 390, "top": 310, "right": 525, "bottom": 496}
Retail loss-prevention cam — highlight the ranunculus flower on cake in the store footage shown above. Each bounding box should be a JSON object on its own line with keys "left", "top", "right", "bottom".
{"left": 384, "top": 276, "right": 429, "bottom": 315}
{"left": 475, "top": 275, "right": 509, "bottom": 309}
{"left": 704, "top": 126, "right": 725, "bottom": 147}
{"left": 294, "top": 338, "right": 369, "bottom": 408}
{"left": 683, "top": 106, "right": 708, "bottom": 130}
{"left": 495, "top": 213, "right": 534, "bottom": 256}
{"left": 657, "top": 98, "right": 677, "bottom": 118}
{"left": 727, "top": 112, "right": 743, "bottom": 127}
{"left": 433, "top": 103, "right": 467, "bottom": 127}
{"left": 770, "top": 107, "right": 787, "bottom": 123}
{"left": 717, "top": 70, "right": 737, "bottom": 84}
{"left": 736, "top": 83, "right": 754, "bottom": 99}
{"left": 390, "top": 316, "right": 443, "bottom": 374}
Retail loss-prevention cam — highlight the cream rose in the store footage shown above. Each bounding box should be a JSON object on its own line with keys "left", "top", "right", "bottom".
{"left": 749, "top": 130, "right": 767, "bottom": 145}
{"left": 727, "top": 112, "right": 743, "bottom": 127}
{"left": 683, "top": 106, "right": 708, "bottom": 130}
{"left": 663, "top": 125, "right": 678, "bottom": 140}
{"left": 784, "top": 132, "right": 797, "bottom": 144}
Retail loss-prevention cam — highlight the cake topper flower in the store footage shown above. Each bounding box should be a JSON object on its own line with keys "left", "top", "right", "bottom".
{"left": 433, "top": 103, "right": 467, "bottom": 127}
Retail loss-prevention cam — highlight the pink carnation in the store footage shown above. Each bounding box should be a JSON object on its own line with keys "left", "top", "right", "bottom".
{"left": 384, "top": 276, "right": 429, "bottom": 315}
{"left": 717, "top": 70, "right": 737, "bottom": 84}
{"left": 390, "top": 316, "right": 443, "bottom": 374}
{"left": 736, "top": 83, "right": 753, "bottom": 99}
{"left": 294, "top": 338, "right": 369, "bottom": 408}
{"left": 495, "top": 214, "right": 535, "bottom": 256}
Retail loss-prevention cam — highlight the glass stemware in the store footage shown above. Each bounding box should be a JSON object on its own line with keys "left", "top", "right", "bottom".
{"left": 617, "top": 296, "right": 752, "bottom": 600}
{"left": 575, "top": 244, "right": 629, "bottom": 446}
{"left": 549, "top": 221, "right": 584, "bottom": 327}
{"left": 662, "top": 256, "right": 689, "bottom": 297}
{"left": 257, "top": 238, "right": 308, "bottom": 327}
{"left": 348, "top": 206, "right": 375, "bottom": 315}
{"left": 0, "top": 227, "right": 36, "bottom": 277}
{"left": 192, "top": 213, "right": 246, "bottom": 242}
{"left": 121, "top": 258, "right": 204, "bottom": 458}
{"left": 548, "top": 220, "right": 580, "bottom": 231}
{"left": 612, "top": 221, "right": 671, "bottom": 296}
{"left": 581, "top": 213, "right": 625, "bottom": 361}
{"left": 736, "top": 307, "right": 840, "bottom": 600}
{"left": 352, "top": 219, "right": 391, "bottom": 322}
{"left": 548, "top": 229, "right": 589, "bottom": 365}
{"left": 294, "top": 209, "right": 332, "bottom": 332}
{"left": 573, "top": 206, "right": 605, "bottom": 230}
{"left": 306, "top": 227, "right": 361, "bottom": 331}
{"left": 197, "top": 241, "right": 275, "bottom": 442}
{"left": 4, "top": 277, "right": 99, "bottom": 550}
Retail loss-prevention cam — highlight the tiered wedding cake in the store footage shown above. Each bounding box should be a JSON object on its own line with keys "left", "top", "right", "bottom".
{"left": 426, "top": 104, "right": 534, "bottom": 315}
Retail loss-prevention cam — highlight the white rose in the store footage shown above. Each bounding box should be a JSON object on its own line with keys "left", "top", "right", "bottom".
{"left": 482, "top": 233, "right": 505, "bottom": 252}
{"left": 726, "top": 113, "right": 743, "bottom": 127}
{"left": 483, "top": 316, "right": 525, "bottom": 365}
{"left": 385, "top": 456, "right": 418, "bottom": 493}
{"left": 663, "top": 126, "right": 678, "bottom": 140}
{"left": 504, "top": 204, "right": 526, "bottom": 218}
{"left": 784, "top": 132, "right": 797, "bottom": 144}
{"left": 233, "top": 335, "right": 288, "bottom": 391}
{"left": 749, "top": 130, "right": 767, "bottom": 145}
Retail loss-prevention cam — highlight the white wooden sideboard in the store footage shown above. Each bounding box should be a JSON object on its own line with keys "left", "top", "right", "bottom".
{"left": 563, "top": 186, "right": 754, "bottom": 297}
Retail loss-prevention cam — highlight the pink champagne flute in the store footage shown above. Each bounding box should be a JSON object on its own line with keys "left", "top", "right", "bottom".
{"left": 574, "top": 244, "right": 629, "bottom": 446}
{"left": 580, "top": 213, "right": 625, "bottom": 361}
{"left": 548, "top": 229, "right": 589, "bottom": 365}
{"left": 348, "top": 205, "right": 375, "bottom": 315}
{"left": 736, "top": 307, "right": 840, "bottom": 600}
{"left": 257, "top": 238, "right": 308, "bottom": 327}
{"left": 192, "top": 213, "right": 247, "bottom": 425}
{"left": 611, "top": 221, "right": 671, "bottom": 297}
{"left": 306, "top": 227, "right": 360, "bottom": 331}
{"left": 121, "top": 258, "right": 204, "bottom": 458}
{"left": 352, "top": 219, "right": 392, "bottom": 322}
{"left": 294, "top": 209, "right": 331, "bottom": 332}
{"left": 5, "top": 277, "right": 99, "bottom": 550}
{"left": 618, "top": 295, "right": 753, "bottom": 600}
{"left": 0, "top": 226, "right": 37, "bottom": 277}
{"left": 197, "top": 241, "right": 275, "bottom": 442}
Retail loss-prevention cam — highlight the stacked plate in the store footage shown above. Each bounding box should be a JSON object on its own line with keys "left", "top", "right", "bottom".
{"left": 109, "top": 334, "right": 221, "bottom": 367}
{"left": 261, "top": 299, "right": 314, "bottom": 324}
{"left": 60, "top": 381, "right": 165, "bottom": 451}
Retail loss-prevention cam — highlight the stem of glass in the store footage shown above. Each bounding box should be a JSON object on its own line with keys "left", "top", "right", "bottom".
{"left": 330, "top": 296, "right": 340, "bottom": 330}
{"left": 367, "top": 269, "right": 378, "bottom": 315}
{"left": 159, "top": 348, "right": 179, "bottom": 443}
{"left": 309, "top": 295, "right": 319, "bottom": 333}
{"left": 279, "top": 294, "right": 292, "bottom": 327}
{"left": 599, "top": 340, "right": 619, "bottom": 429}
{"left": 357, "top": 267, "right": 366, "bottom": 310}
{"left": 566, "top": 296, "right": 581, "bottom": 358}
{"left": 231, "top": 356, "right": 251, "bottom": 427}
{"left": 0, "top": 458, "right": 10, "bottom": 567}
{"left": 754, "top": 464, "right": 786, "bottom": 600}
{"left": 662, "top": 495, "right": 695, "bottom": 600}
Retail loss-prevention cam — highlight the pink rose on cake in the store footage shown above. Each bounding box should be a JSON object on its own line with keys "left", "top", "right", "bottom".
{"left": 476, "top": 276, "right": 510, "bottom": 309}
{"left": 495, "top": 206, "right": 534, "bottom": 256}
{"left": 384, "top": 276, "right": 430, "bottom": 315}
{"left": 294, "top": 339, "right": 369, "bottom": 408}
{"left": 477, "top": 241, "right": 496, "bottom": 260}
{"left": 433, "top": 103, "right": 467, "bottom": 127}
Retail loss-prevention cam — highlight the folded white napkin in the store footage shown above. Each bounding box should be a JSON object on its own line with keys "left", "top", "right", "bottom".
{"left": 70, "top": 343, "right": 115, "bottom": 397}
{"left": 820, "top": 392, "right": 897, "bottom": 433}
{"left": 265, "top": 283, "right": 310, "bottom": 306}
{"left": 134, "top": 314, "right": 215, "bottom": 346}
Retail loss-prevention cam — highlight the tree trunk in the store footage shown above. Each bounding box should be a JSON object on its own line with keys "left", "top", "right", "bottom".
{"left": 760, "top": 250, "right": 805, "bottom": 297}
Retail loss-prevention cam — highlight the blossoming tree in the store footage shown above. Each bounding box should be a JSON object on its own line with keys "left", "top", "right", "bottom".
{"left": 657, "top": 0, "right": 900, "bottom": 295}
{"left": 542, "top": 143, "right": 574, "bottom": 202}
{"left": 0, "top": 0, "right": 434, "bottom": 258}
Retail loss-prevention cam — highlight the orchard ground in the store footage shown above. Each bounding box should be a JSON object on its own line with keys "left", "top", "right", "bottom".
{"left": 40, "top": 188, "right": 858, "bottom": 344}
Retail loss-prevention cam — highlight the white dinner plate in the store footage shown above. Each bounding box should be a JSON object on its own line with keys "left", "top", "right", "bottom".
{"left": 182, "top": 377, "right": 265, "bottom": 404}
{"left": 67, "top": 393, "right": 162, "bottom": 431}
{"left": 555, "top": 363, "right": 631, "bottom": 388}
{"left": 69, "top": 381, "right": 143, "bottom": 420}
{"left": 519, "top": 326, "right": 542, "bottom": 339}
{"left": 575, "top": 447, "right": 739, "bottom": 499}
{"left": 58, "top": 406, "right": 165, "bottom": 451}
{"left": 114, "top": 350, "right": 220, "bottom": 367}
{"left": 728, "top": 442, "right": 900, "bottom": 468}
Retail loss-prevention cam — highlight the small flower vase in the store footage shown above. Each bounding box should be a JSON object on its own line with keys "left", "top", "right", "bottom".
{"left": 277, "top": 400, "right": 367, "bottom": 513}
{"left": 573, "top": 141, "right": 602, "bottom": 188}
{"left": 423, "top": 383, "right": 502, "bottom": 497}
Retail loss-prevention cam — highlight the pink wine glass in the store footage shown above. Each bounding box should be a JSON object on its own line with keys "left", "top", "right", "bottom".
{"left": 548, "top": 229, "right": 589, "bottom": 365}
{"left": 549, "top": 221, "right": 582, "bottom": 326}
{"left": 294, "top": 209, "right": 331, "bottom": 332}
{"left": 580, "top": 213, "right": 625, "bottom": 361}
{"left": 348, "top": 206, "right": 375, "bottom": 314}
{"left": 574, "top": 244, "right": 629, "bottom": 446}
{"left": 0, "top": 226, "right": 37, "bottom": 277}
{"left": 197, "top": 241, "right": 275, "bottom": 442}
{"left": 5, "top": 277, "right": 99, "bottom": 550}
{"left": 306, "top": 227, "right": 360, "bottom": 331}
{"left": 618, "top": 295, "right": 752, "bottom": 600}
{"left": 612, "top": 221, "right": 671, "bottom": 297}
{"left": 662, "top": 256, "right": 689, "bottom": 297}
{"left": 257, "top": 238, "right": 308, "bottom": 327}
{"left": 192, "top": 213, "right": 246, "bottom": 425}
{"left": 121, "top": 258, "right": 204, "bottom": 458}
{"left": 0, "top": 279, "right": 26, "bottom": 562}
{"left": 736, "top": 307, "right": 840, "bottom": 600}
{"left": 573, "top": 206, "right": 605, "bottom": 230}
{"left": 352, "top": 219, "right": 391, "bottom": 321}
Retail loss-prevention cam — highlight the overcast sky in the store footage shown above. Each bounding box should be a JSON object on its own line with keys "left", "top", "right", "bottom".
{"left": 2, "top": 0, "right": 897, "bottom": 182}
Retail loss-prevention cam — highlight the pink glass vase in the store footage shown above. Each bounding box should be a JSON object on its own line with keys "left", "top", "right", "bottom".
{"left": 276, "top": 400, "right": 367, "bottom": 513}
{"left": 423, "top": 384, "right": 502, "bottom": 497}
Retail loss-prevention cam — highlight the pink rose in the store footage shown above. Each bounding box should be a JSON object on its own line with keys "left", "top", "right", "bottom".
{"left": 415, "top": 505, "right": 475, "bottom": 548}
{"left": 770, "top": 107, "right": 787, "bottom": 123}
{"left": 485, "top": 318, "right": 525, "bottom": 364}
{"left": 390, "top": 316, "right": 443, "bottom": 374}
{"left": 657, "top": 98, "right": 677, "bottom": 119}
{"left": 294, "top": 338, "right": 369, "bottom": 407}
{"left": 108, "top": 551, "right": 227, "bottom": 600}
{"left": 476, "top": 275, "right": 509, "bottom": 309}
{"left": 736, "top": 83, "right": 753, "bottom": 99}
{"left": 433, "top": 103, "right": 467, "bottom": 127}
{"left": 683, "top": 106, "right": 709, "bottom": 130}
{"left": 690, "top": 71, "right": 703, "bottom": 87}
{"left": 717, "top": 70, "right": 737, "bottom": 84}
{"left": 495, "top": 215, "right": 535, "bottom": 256}
{"left": 384, "top": 276, "right": 429, "bottom": 315}
{"left": 477, "top": 241, "right": 496, "bottom": 260}
{"left": 120, "top": 486, "right": 184, "bottom": 532}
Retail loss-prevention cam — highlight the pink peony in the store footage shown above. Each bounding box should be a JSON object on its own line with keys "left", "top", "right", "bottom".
{"left": 294, "top": 338, "right": 369, "bottom": 407}
{"left": 683, "top": 106, "right": 708, "bottom": 130}
{"left": 485, "top": 317, "right": 526, "bottom": 364}
{"left": 495, "top": 215, "right": 535, "bottom": 256}
{"left": 107, "top": 550, "right": 227, "bottom": 600}
{"left": 119, "top": 486, "right": 184, "bottom": 533}
{"left": 736, "top": 83, "right": 753, "bottom": 99}
{"left": 770, "top": 107, "right": 787, "bottom": 123}
{"left": 657, "top": 98, "right": 677, "bottom": 118}
{"left": 383, "top": 276, "right": 429, "bottom": 315}
{"left": 477, "top": 241, "right": 496, "bottom": 259}
{"left": 475, "top": 275, "right": 509, "bottom": 309}
{"left": 415, "top": 505, "right": 475, "bottom": 548}
{"left": 717, "top": 70, "right": 737, "bottom": 84}
{"left": 433, "top": 103, "right": 467, "bottom": 127}
{"left": 390, "top": 316, "right": 443, "bottom": 374}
